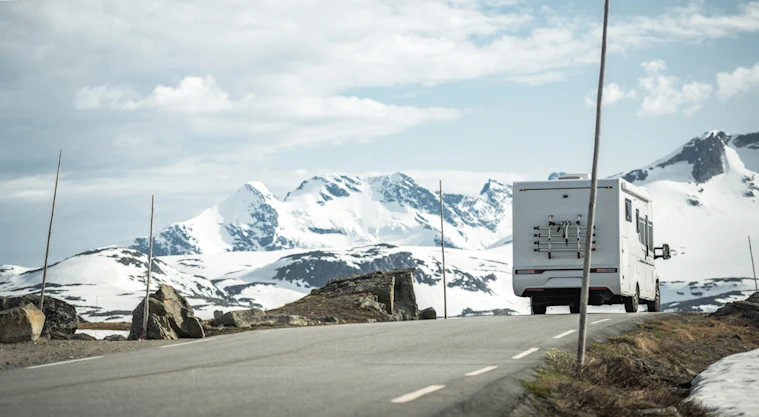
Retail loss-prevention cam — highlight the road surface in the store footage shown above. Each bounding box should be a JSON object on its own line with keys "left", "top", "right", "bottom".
{"left": 0, "top": 313, "right": 659, "bottom": 417}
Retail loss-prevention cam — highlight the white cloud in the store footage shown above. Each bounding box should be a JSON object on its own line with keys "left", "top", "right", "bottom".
{"left": 717, "top": 62, "right": 759, "bottom": 100}
{"left": 637, "top": 60, "right": 713, "bottom": 117}
{"left": 584, "top": 83, "right": 637, "bottom": 108}
{"left": 75, "top": 76, "right": 235, "bottom": 113}
{"left": 641, "top": 59, "right": 666, "bottom": 75}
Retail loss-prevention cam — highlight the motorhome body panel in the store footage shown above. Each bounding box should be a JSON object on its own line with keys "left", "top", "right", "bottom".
{"left": 512, "top": 178, "right": 626, "bottom": 298}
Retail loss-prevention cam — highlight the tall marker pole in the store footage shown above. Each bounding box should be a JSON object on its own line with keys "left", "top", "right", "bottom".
{"left": 577, "top": 0, "right": 610, "bottom": 368}
{"left": 141, "top": 195, "right": 155, "bottom": 340}
{"left": 439, "top": 180, "right": 448, "bottom": 320}
{"left": 749, "top": 236, "right": 757, "bottom": 292}
{"left": 39, "top": 149, "right": 62, "bottom": 312}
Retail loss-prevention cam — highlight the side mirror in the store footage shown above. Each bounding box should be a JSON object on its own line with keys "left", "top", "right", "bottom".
{"left": 655, "top": 244, "right": 671, "bottom": 260}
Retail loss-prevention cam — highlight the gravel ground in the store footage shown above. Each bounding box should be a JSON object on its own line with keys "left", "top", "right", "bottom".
{"left": 0, "top": 338, "right": 176, "bottom": 371}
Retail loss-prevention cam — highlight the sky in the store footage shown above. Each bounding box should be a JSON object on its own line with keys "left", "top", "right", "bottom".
{"left": 1, "top": 0, "right": 758, "bottom": 266}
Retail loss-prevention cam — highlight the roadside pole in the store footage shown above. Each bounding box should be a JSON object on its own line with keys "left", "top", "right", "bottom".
{"left": 141, "top": 195, "right": 155, "bottom": 340}
{"left": 439, "top": 180, "right": 448, "bottom": 320}
{"left": 577, "top": 0, "right": 610, "bottom": 369}
{"left": 39, "top": 149, "right": 62, "bottom": 312}
{"left": 750, "top": 236, "right": 757, "bottom": 293}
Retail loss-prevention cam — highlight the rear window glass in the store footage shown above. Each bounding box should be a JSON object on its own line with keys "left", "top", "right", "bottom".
{"left": 625, "top": 199, "right": 632, "bottom": 222}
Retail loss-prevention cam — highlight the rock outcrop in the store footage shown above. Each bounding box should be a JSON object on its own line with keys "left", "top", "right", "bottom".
{"left": 104, "top": 334, "right": 127, "bottom": 341}
{"left": 4, "top": 295, "right": 78, "bottom": 336}
{"left": 310, "top": 268, "right": 419, "bottom": 320}
{"left": 128, "top": 284, "right": 206, "bottom": 340}
{"left": 267, "top": 268, "right": 420, "bottom": 323}
{"left": 711, "top": 292, "right": 759, "bottom": 325}
{"left": 0, "top": 304, "right": 46, "bottom": 343}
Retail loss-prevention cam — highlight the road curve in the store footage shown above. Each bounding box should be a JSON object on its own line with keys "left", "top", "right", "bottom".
{"left": 0, "top": 313, "right": 661, "bottom": 417}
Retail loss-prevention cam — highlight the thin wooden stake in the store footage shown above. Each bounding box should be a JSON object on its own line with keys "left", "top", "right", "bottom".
{"left": 577, "top": 0, "right": 610, "bottom": 369}
{"left": 39, "top": 149, "right": 62, "bottom": 312}
{"left": 141, "top": 195, "right": 155, "bottom": 340}
{"left": 750, "top": 236, "right": 757, "bottom": 293}
{"left": 439, "top": 180, "right": 447, "bottom": 320}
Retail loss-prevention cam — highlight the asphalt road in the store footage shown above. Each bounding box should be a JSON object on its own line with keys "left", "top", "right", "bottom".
{"left": 0, "top": 313, "right": 660, "bottom": 417}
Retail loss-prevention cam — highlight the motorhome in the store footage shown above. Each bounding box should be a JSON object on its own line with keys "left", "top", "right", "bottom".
{"left": 512, "top": 174, "right": 671, "bottom": 314}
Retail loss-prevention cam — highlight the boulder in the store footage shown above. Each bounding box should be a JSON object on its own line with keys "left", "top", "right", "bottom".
{"left": 49, "top": 331, "right": 73, "bottom": 340}
{"left": 711, "top": 292, "right": 759, "bottom": 324}
{"left": 72, "top": 333, "right": 96, "bottom": 341}
{"left": 128, "top": 284, "right": 205, "bottom": 340}
{"left": 419, "top": 307, "right": 437, "bottom": 320}
{"left": 0, "top": 304, "right": 46, "bottom": 343}
{"left": 213, "top": 310, "right": 224, "bottom": 320}
{"left": 4, "top": 294, "right": 78, "bottom": 335}
{"left": 214, "top": 308, "right": 265, "bottom": 327}
{"left": 104, "top": 334, "right": 127, "bottom": 342}
{"left": 187, "top": 317, "right": 205, "bottom": 338}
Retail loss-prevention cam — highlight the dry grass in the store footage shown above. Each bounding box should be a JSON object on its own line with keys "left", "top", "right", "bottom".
{"left": 78, "top": 321, "right": 131, "bottom": 331}
{"left": 524, "top": 313, "right": 759, "bottom": 417}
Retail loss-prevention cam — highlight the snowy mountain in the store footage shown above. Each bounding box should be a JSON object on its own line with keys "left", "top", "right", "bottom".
{"left": 130, "top": 173, "right": 513, "bottom": 257}
{"left": 0, "top": 247, "right": 240, "bottom": 321}
{"left": 614, "top": 130, "right": 758, "bottom": 283}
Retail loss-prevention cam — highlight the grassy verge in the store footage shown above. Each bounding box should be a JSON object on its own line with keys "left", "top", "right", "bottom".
{"left": 524, "top": 313, "right": 759, "bottom": 417}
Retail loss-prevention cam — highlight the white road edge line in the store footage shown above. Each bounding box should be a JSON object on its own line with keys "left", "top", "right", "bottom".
{"left": 512, "top": 348, "right": 539, "bottom": 360}
{"left": 553, "top": 330, "right": 577, "bottom": 339}
{"left": 591, "top": 319, "right": 611, "bottom": 325}
{"left": 391, "top": 385, "right": 446, "bottom": 403}
{"left": 160, "top": 338, "right": 216, "bottom": 349}
{"left": 465, "top": 366, "right": 498, "bottom": 377}
{"left": 27, "top": 356, "right": 103, "bottom": 369}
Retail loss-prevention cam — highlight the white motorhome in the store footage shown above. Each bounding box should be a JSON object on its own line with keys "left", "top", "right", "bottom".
{"left": 512, "top": 174, "right": 671, "bottom": 314}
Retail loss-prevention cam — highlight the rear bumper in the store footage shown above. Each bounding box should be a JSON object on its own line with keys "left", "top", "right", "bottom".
{"left": 512, "top": 269, "right": 622, "bottom": 297}
{"left": 523, "top": 288, "right": 623, "bottom": 307}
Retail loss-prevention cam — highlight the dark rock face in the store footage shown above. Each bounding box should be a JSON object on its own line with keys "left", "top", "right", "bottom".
{"left": 72, "top": 333, "right": 96, "bottom": 341}
{"left": 658, "top": 132, "right": 728, "bottom": 183}
{"left": 419, "top": 307, "right": 437, "bottom": 320}
{"left": 4, "top": 294, "right": 78, "bottom": 336}
{"left": 732, "top": 132, "right": 759, "bottom": 149}
{"left": 104, "top": 334, "right": 127, "bottom": 341}
{"left": 711, "top": 292, "right": 759, "bottom": 324}
{"left": 623, "top": 131, "right": 736, "bottom": 184}
{"left": 128, "top": 284, "right": 205, "bottom": 340}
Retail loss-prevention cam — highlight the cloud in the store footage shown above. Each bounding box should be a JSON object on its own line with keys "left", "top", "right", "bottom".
{"left": 716, "top": 62, "right": 759, "bottom": 100}
{"left": 584, "top": 83, "right": 637, "bottom": 108}
{"left": 75, "top": 76, "right": 235, "bottom": 113}
{"left": 637, "top": 60, "right": 713, "bottom": 116}
{"left": 641, "top": 59, "right": 666, "bottom": 75}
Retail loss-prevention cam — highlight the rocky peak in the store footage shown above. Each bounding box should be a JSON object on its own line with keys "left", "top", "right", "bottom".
{"left": 479, "top": 179, "right": 512, "bottom": 201}
{"left": 624, "top": 130, "right": 730, "bottom": 184}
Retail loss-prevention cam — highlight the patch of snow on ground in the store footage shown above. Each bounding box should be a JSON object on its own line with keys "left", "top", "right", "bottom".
{"left": 689, "top": 348, "right": 759, "bottom": 417}
{"left": 76, "top": 329, "right": 130, "bottom": 340}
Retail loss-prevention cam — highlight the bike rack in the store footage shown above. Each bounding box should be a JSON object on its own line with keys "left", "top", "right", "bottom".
{"left": 533, "top": 214, "right": 596, "bottom": 259}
